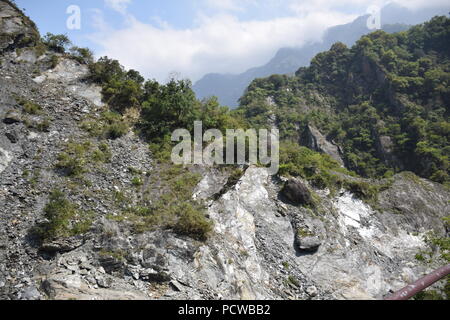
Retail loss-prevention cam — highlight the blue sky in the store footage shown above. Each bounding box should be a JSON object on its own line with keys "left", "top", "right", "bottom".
{"left": 14, "top": 0, "right": 450, "bottom": 82}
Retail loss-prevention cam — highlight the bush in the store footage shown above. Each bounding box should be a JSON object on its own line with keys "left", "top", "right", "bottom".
{"left": 279, "top": 142, "right": 347, "bottom": 191}
{"left": 106, "top": 121, "right": 128, "bottom": 139}
{"left": 140, "top": 78, "right": 198, "bottom": 137}
{"left": 17, "top": 98, "right": 41, "bottom": 115}
{"left": 89, "top": 56, "right": 125, "bottom": 84}
{"left": 50, "top": 55, "right": 59, "bottom": 68}
{"left": 173, "top": 202, "right": 213, "bottom": 241}
{"left": 114, "top": 165, "right": 213, "bottom": 241}
{"left": 131, "top": 176, "right": 143, "bottom": 187}
{"left": 70, "top": 46, "right": 94, "bottom": 64}
{"left": 88, "top": 57, "right": 145, "bottom": 114}
{"left": 81, "top": 112, "right": 129, "bottom": 139}
{"left": 36, "top": 190, "right": 93, "bottom": 241}
{"left": 42, "top": 33, "right": 71, "bottom": 53}
{"left": 56, "top": 142, "right": 90, "bottom": 176}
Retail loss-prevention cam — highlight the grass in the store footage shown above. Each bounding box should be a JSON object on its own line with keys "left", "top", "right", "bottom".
{"left": 111, "top": 164, "right": 213, "bottom": 241}
{"left": 35, "top": 190, "right": 93, "bottom": 241}
{"left": 80, "top": 111, "right": 129, "bottom": 140}
{"left": 287, "top": 275, "right": 300, "bottom": 287}
{"left": 56, "top": 140, "right": 111, "bottom": 177}
{"left": 50, "top": 55, "right": 59, "bottom": 68}
{"left": 56, "top": 141, "right": 90, "bottom": 176}
{"left": 279, "top": 142, "right": 394, "bottom": 205}
{"left": 98, "top": 249, "right": 127, "bottom": 262}
{"left": 18, "top": 98, "right": 42, "bottom": 115}
{"left": 297, "top": 228, "right": 314, "bottom": 238}
{"left": 131, "top": 176, "right": 143, "bottom": 187}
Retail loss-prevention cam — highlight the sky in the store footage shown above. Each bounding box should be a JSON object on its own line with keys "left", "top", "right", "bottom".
{"left": 14, "top": 0, "right": 450, "bottom": 83}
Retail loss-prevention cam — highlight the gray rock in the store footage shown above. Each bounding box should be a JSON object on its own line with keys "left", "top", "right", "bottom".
{"left": 281, "top": 179, "right": 313, "bottom": 206}
{"left": 170, "top": 280, "right": 184, "bottom": 292}
{"left": 0, "top": 1, "right": 39, "bottom": 52}
{"left": 3, "top": 111, "right": 21, "bottom": 124}
{"left": 306, "top": 286, "right": 318, "bottom": 297}
{"left": 95, "top": 275, "right": 112, "bottom": 289}
{"left": 20, "top": 286, "right": 41, "bottom": 300}
{"left": 40, "top": 237, "right": 84, "bottom": 253}
{"left": 296, "top": 234, "right": 321, "bottom": 252}
{"left": 5, "top": 130, "right": 18, "bottom": 143}
{"left": 301, "top": 125, "right": 344, "bottom": 166}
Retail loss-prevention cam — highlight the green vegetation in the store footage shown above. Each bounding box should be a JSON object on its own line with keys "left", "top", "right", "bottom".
{"left": 413, "top": 217, "right": 450, "bottom": 300}
{"left": 17, "top": 97, "right": 42, "bottom": 115}
{"left": 131, "top": 176, "right": 143, "bottom": 187}
{"left": 50, "top": 55, "right": 59, "bottom": 68}
{"left": 111, "top": 165, "right": 213, "bottom": 241}
{"left": 42, "top": 32, "right": 71, "bottom": 53}
{"left": 69, "top": 46, "right": 94, "bottom": 64}
{"left": 279, "top": 142, "right": 349, "bottom": 190}
{"left": 88, "top": 57, "right": 245, "bottom": 140}
{"left": 287, "top": 275, "right": 300, "bottom": 287}
{"left": 239, "top": 16, "right": 450, "bottom": 186}
{"left": 56, "top": 141, "right": 111, "bottom": 176}
{"left": 80, "top": 111, "right": 129, "bottom": 140}
{"left": 35, "top": 190, "right": 93, "bottom": 241}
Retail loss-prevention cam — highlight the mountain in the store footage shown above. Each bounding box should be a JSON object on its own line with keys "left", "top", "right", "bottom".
{"left": 0, "top": 1, "right": 449, "bottom": 301}
{"left": 193, "top": 3, "right": 450, "bottom": 108}
{"left": 239, "top": 15, "right": 450, "bottom": 185}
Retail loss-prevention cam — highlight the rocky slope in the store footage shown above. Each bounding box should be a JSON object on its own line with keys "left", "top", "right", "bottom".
{"left": 0, "top": 1, "right": 449, "bottom": 300}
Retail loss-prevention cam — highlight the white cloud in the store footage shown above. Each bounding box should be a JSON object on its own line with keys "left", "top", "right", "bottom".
{"left": 90, "top": 10, "right": 355, "bottom": 82}
{"left": 104, "top": 0, "right": 132, "bottom": 14}
{"left": 90, "top": 0, "right": 449, "bottom": 83}
{"left": 393, "top": 0, "right": 450, "bottom": 10}
{"left": 204, "top": 0, "right": 260, "bottom": 12}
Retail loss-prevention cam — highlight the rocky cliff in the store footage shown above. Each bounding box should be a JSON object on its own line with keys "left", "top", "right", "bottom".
{"left": 0, "top": 1, "right": 449, "bottom": 300}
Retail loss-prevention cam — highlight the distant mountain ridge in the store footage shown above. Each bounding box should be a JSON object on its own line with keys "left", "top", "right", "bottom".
{"left": 193, "top": 3, "right": 450, "bottom": 107}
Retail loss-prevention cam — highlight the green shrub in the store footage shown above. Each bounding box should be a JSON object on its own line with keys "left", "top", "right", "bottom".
{"left": 91, "top": 143, "right": 112, "bottom": 163}
{"left": 173, "top": 202, "right": 213, "bottom": 241}
{"left": 50, "top": 55, "right": 59, "bottom": 68}
{"left": 113, "top": 165, "right": 212, "bottom": 241}
{"left": 42, "top": 33, "right": 71, "bottom": 53}
{"left": 18, "top": 98, "right": 41, "bottom": 115}
{"left": 36, "top": 190, "right": 93, "bottom": 241}
{"left": 279, "top": 142, "right": 348, "bottom": 191}
{"left": 80, "top": 112, "right": 129, "bottom": 139}
{"left": 70, "top": 46, "right": 94, "bottom": 64}
{"left": 56, "top": 143, "right": 89, "bottom": 176}
{"left": 131, "top": 176, "right": 143, "bottom": 187}
{"left": 106, "top": 122, "right": 128, "bottom": 139}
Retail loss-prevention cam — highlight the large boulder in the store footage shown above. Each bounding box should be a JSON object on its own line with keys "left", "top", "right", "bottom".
{"left": 295, "top": 228, "right": 321, "bottom": 252}
{"left": 301, "top": 125, "right": 344, "bottom": 166}
{"left": 281, "top": 178, "right": 313, "bottom": 206}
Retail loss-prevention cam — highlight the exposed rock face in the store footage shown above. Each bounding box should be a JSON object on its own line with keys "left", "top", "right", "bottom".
{"left": 0, "top": 1, "right": 39, "bottom": 52}
{"left": 0, "top": 5, "right": 449, "bottom": 301}
{"left": 301, "top": 125, "right": 344, "bottom": 166}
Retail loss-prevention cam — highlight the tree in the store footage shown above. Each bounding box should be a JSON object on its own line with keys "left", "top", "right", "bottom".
{"left": 42, "top": 33, "right": 71, "bottom": 53}
{"left": 141, "top": 78, "right": 199, "bottom": 138}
